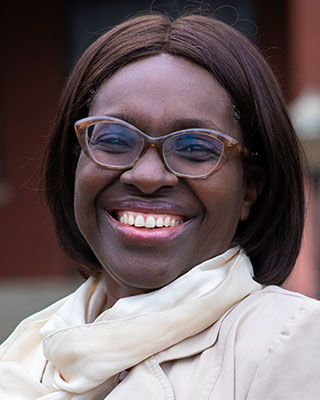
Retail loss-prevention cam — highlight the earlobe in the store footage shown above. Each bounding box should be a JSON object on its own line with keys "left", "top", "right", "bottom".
{"left": 240, "top": 166, "right": 266, "bottom": 221}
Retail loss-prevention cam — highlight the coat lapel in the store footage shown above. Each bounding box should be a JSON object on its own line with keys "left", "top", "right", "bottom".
{"left": 104, "top": 321, "right": 222, "bottom": 399}
{"left": 105, "top": 357, "right": 174, "bottom": 400}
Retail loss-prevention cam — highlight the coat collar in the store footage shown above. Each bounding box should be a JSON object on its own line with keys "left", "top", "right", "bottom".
{"left": 154, "top": 310, "right": 224, "bottom": 364}
{"left": 105, "top": 318, "right": 226, "bottom": 400}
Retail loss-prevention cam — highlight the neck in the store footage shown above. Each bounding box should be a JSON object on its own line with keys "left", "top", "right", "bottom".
{"left": 100, "top": 271, "right": 154, "bottom": 311}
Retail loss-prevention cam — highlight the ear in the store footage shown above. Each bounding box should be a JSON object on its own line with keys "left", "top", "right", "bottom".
{"left": 240, "top": 165, "right": 266, "bottom": 222}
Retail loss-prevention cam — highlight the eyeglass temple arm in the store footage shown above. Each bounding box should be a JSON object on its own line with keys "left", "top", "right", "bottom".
{"left": 231, "top": 143, "right": 260, "bottom": 163}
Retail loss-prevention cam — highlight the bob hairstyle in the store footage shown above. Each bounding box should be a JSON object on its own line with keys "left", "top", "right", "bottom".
{"left": 45, "top": 12, "right": 305, "bottom": 285}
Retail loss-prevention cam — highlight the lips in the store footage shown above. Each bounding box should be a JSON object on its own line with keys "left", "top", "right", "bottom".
{"left": 103, "top": 203, "right": 192, "bottom": 245}
{"left": 115, "top": 211, "right": 185, "bottom": 229}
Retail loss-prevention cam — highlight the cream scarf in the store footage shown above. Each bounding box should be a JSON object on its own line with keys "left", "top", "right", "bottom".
{"left": 0, "top": 247, "right": 262, "bottom": 399}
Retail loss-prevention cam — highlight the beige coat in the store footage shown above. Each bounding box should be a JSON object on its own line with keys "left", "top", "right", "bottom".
{"left": 1, "top": 285, "right": 319, "bottom": 399}
{"left": 108, "top": 286, "right": 320, "bottom": 399}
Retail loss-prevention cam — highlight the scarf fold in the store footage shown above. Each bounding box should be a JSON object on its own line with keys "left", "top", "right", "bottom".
{"left": 0, "top": 247, "right": 262, "bottom": 399}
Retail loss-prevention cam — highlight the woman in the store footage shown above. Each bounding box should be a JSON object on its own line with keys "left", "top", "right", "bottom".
{"left": 1, "top": 12, "right": 319, "bottom": 400}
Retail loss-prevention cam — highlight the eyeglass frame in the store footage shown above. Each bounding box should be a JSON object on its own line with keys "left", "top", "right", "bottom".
{"left": 74, "top": 116, "right": 258, "bottom": 180}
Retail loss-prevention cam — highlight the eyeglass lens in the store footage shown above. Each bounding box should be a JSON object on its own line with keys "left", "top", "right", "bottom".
{"left": 86, "top": 121, "right": 224, "bottom": 176}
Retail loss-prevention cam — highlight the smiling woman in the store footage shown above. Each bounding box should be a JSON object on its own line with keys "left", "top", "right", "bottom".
{"left": 73, "top": 54, "right": 255, "bottom": 303}
{"left": 1, "top": 11, "right": 319, "bottom": 400}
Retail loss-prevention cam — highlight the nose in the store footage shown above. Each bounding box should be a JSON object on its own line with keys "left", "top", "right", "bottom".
{"left": 120, "top": 147, "right": 179, "bottom": 194}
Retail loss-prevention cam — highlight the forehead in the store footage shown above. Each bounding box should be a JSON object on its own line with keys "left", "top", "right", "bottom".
{"left": 90, "top": 54, "right": 240, "bottom": 138}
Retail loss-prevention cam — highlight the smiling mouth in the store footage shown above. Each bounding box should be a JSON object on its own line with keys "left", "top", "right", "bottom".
{"left": 113, "top": 210, "right": 187, "bottom": 229}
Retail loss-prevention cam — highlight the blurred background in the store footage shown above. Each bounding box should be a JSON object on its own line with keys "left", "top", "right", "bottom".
{"left": 1, "top": 0, "right": 320, "bottom": 342}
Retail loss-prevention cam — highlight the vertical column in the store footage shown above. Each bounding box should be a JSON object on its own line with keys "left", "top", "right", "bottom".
{"left": 285, "top": 0, "right": 320, "bottom": 298}
{"left": 0, "top": 2, "right": 69, "bottom": 277}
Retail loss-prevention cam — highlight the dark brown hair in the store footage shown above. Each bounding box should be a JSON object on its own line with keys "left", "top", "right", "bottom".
{"left": 45, "top": 12, "right": 305, "bottom": 285}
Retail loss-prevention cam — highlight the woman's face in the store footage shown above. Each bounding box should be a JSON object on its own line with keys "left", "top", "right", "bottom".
{"left": 74, "top": 54, "right": 257, "bottom": 302}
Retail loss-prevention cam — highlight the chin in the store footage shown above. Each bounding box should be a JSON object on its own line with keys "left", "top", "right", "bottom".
{"left": 105, "top": 257, "right": 188, "bottom": 292}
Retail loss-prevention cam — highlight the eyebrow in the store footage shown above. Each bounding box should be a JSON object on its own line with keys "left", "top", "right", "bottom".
{"left": 100, "top": 113, "right": 224, "bottom": 133}
{"left": 170, "top": 118, "right": 223, "bottom": 132}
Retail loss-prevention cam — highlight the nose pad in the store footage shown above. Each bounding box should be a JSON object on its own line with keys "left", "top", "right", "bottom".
{"left": 120, "top": 147, "right": 179, "bottom": 194}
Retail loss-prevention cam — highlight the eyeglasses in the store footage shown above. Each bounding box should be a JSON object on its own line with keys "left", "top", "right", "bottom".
{"left": 74, "top": 116, "right": 255, "bottom": 179}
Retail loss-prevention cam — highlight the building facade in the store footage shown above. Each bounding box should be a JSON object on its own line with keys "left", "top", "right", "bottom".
{"left": 1, "top": 0, "right": 319, "bottom": 297}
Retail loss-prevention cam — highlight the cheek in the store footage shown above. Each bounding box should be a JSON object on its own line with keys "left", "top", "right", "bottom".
{"left": 191, "top": 168, "right": 246, "bottom": 233}
{"left": 73, "top": 155, "right": 117, "bottom": 232}
{"left": 73, "top": 161, "right": 95, "bottom": 240}
{"left": 74, "top": 157, "right": 94, "bottom": 218}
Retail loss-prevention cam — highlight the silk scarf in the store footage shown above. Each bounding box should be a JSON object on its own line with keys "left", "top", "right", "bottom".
{"left": 0, "top": 247, "right": 262, "bottom": 399}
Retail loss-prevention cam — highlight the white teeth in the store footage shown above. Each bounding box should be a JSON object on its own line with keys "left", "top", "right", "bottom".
{"left": 164, "top": 216, "right": 170, "bottom": 227}
{"left": 134, "top": 214, "right": 145, "bottom": 227}
{"left": 156, "top": 216, "right": 164, "bottom": 227}
{"left": 145, "top": 215, "right": 156, "bottom": 228}
{"left": 117, "top": 212, "right": 184, "bottom": 229}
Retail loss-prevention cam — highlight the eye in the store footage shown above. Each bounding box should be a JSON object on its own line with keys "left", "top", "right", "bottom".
{"left": 87, "top": 122, "right": 140, "bottom": 154}
{"left": 168, "top": 134, "right": 223, "bottom": 162}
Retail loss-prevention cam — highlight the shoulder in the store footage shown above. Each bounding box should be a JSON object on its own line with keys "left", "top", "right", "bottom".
{"left": 230, "top": 284, "right": 320, "bottom": 325}
{"left": 223, "top": 286, "right": 320, "bottom": 399}
{"left": 156, "top": 287, "right": 320, "bottom": 399}
{"left": 0, "top": 296, "right": 68, "bottom": 361}
{"left": 0, "top": 276, "right": 99, "bottom": 360}
{"left": 224, "top": 285, "right": 320, "bottom": 363}
{"left": 220, "top": 285, "right": 320, "bottom": 342}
